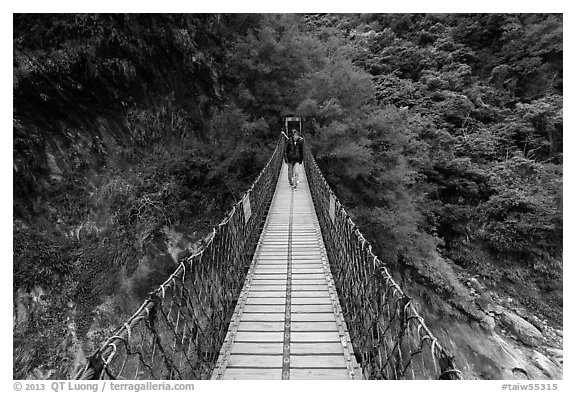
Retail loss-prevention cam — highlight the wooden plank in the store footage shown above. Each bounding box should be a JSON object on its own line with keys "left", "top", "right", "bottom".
{"left": 291, "top": 304, "right": 334, "bottom": 313}
{"left": 251, "top": 275, "right": 287, "bottom": 280}
{"left": 253, "top": 268, "right": 288, "bottom": 274}
{"left": 292, "top": 268, "right": 326, "bottom": 274}
{"left": 258, "top": 243, "right": 287, "bottom": 246}
{"left": 249, "top": 285, "right": 286, "bottom": 291}
{"left": 291, "top": 291, "right": 331, "bottom": 297}
{"left": 238, "top": 320, "right": 284, "bottom": 332}
{"left": 291, "top": 331, "right": 341, "bottom": 342}
{"left": 222, "top": 368, "right": 282, "bottom": 380}
{"left": 255, "top": 261, "right": 291, "bottom": 265}
{"left": 253, "top": 266, "right": 288, "bottom": 271}
{"left": 292, "top": 279, "right": 329, "bottom": 286}
{"left": 259, "top": 244, "right": 289, "bottom": 247}
{"left": 248, "top": 291, "right": 286, "bottom": 298}
{"left": 292, "top": 268, "right": 325, "bottom": 274}
{"left": 291, "top": 313, "right": 336, "bottom": 322}
{"left": 291, "top": 321, "right": 338, "bottom": 332}
{"left": 291, "top": 273, "right": 326, "bottom": 280}
{"left": 289, "top": 368, "right": 350, "bottom": 380}
{"left": 240, "top": 313, "right": 285, "bottom": 322}
{"left": 243, "top": 305, "right": 285, "bottom": 313}
{"left": 249, "top": 274, "right": 286, "bottom": 280}
{"left": 290, "top": 342, "right": 344, "bottom": 355}
{"left": 291, "top": 260, "right": 323, "bottom": 264}
{"left": 291, "top": 289, "right": 330, "bottom": 295}
{"left": 289, "top": 260, "right": 323, "bottom": 265}
{"left": 256, "top": 259, "right": 288, "bottom": 268}
{"left": 290, "top": 258, "right": 322, "bottom": 262}
{"left": 291, "top": 258, "right": 323, "bottom": 262}
{"left": 237, "top": 321, "right": 285, "bottom": 331}
{"left": 278, "top": 238, "right": 320, "bottom": 243}
{"left": 230, "top": 342, "right": 284, "bottom": 355}
{"left": 291, "top": 355, "right": 347, "bottom": 368}
{"left": 227, "top": 355, "right": 283, "bottom": 368}
{"left": 257, "top": 256, "right": 289, "bottom": 261}
{"left": 234, "top": 331, "right": 284, "bottom": 342}
{"left": 289, "top": 245, "right": 320, "bottom": 247}
{"left": 250, "top": 279, "right": 287, "bottom": 285}
{"left": 245, "top": 297, "right": 285, "bottom": 305}
{"left": 257, "top": 260, "right": 289, "bottom": 264}
{"left": 291, "top": 297, "right": 332, "bottom": 305}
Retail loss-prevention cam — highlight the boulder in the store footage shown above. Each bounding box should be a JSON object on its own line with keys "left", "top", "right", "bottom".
{"left": 485, "top": 303, "right": 505, "bottom": 315}
{"left": 545, "top": 347, "right": 563, "bottom": 364}
{"left": 530, "top": 350, "right": 558, "bottom": 378}
{"left": 500, "top": 311, "right": 544, "bottom": 347}
{"left": 480, "top": 315, "right": 496, "bottom": 331}
{"left": 468, "top": 277, "right": 483, "bottom": 292}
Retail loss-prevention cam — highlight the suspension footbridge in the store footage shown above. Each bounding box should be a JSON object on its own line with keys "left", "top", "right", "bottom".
{"left": 212, "top": 162, "right": 360, "bottom": 380}
{"left": 75, "top": 137, "right": 462, "bottom": 380}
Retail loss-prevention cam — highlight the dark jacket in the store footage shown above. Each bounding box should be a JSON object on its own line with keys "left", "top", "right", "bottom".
{"left": 285, "top": 136, "right": 304, "bottom": 164}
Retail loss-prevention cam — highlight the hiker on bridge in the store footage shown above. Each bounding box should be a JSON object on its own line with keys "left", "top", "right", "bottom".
{"left": 285, "top": 129, "right": 304, "bottom": 190}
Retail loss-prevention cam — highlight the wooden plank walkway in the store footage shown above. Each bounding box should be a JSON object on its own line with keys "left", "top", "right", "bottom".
{"left": 212, "top": 162, "right": 361, "bottom": 380}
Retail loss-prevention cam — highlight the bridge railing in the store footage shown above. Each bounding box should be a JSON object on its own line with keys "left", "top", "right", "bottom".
{"left": 303, "top": 143, "right": 462, "bottom": 380}
{"left": 76, "top": 137, "right": 285, "bottom": 380}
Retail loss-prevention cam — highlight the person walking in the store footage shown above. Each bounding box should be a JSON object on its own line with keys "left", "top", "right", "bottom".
{"left": 284, "top": 129, "right": 304, "bottom": 190}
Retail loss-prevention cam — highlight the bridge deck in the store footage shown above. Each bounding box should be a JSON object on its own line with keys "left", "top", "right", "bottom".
{"left": 212, "top": 162, "right": 360, "bottom": 380}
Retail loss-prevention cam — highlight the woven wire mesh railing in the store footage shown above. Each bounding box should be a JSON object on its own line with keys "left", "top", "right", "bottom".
{"left": 303, "top": 143, "right": 462, "bottom": 380}
{"left": 75, "top": 137, "right": 285, "bottom": 380}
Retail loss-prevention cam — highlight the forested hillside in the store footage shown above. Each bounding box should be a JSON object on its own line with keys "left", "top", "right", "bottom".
{"left": 300, "top": 13, "right": 563, "bottom": 321}
{"left": 13, "top": 14, "right": 562, "bottom": 379}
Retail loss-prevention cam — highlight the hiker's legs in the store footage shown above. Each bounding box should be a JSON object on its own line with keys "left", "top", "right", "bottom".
{"left": 287, "top": 162, "right": 294, "bottom": 185}
{"left": 293, "top": 163, "right": 300, "bottom": 187}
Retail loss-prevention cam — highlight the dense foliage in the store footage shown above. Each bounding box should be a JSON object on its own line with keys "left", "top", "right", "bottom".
{"left": 298, "top": 13, "right": 562, "bottom": 320}
{"left": 13, "top": 13, "right": 562, "bottom": 379}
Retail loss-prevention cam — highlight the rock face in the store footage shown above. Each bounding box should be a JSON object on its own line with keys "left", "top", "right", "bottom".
{"left": 499, "top": 311, "right": 544, "bottom": 347}
{"left": 434, "top": 318, "right": 562, "bottom": 380}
